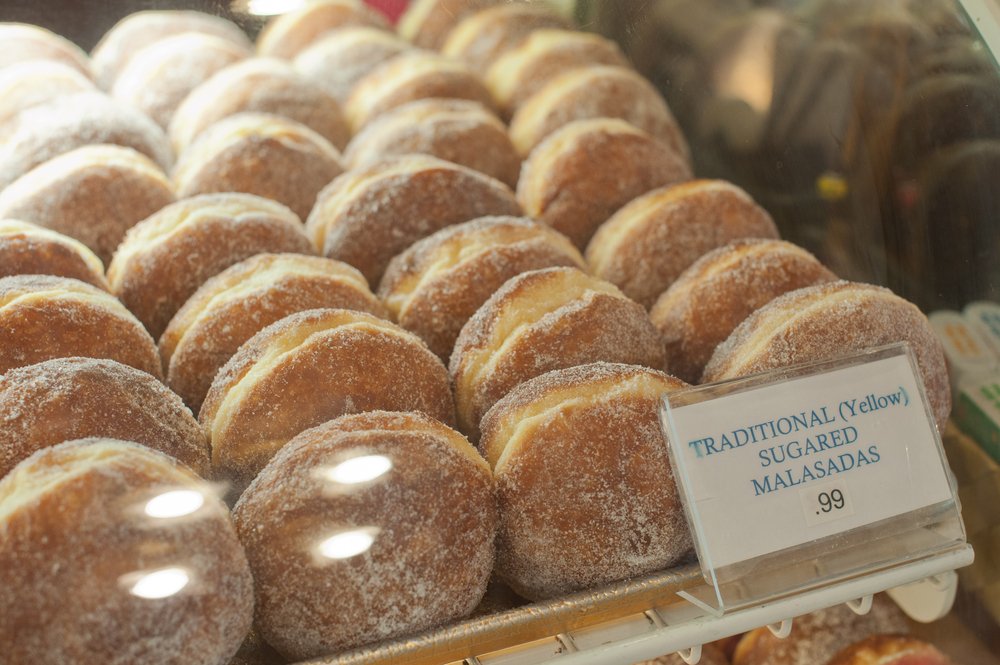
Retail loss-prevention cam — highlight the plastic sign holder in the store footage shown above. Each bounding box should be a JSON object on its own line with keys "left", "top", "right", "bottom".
{"left": 659, "top": 343, "right": 970, "bottom": 615}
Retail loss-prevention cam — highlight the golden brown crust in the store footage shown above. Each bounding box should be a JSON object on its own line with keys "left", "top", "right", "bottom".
{"left": 232, "top": 411, "right": 495, "bottom": 660}
{"left": 0, "top": 145, "right": 175, "bottom": 264}
{"left": 0, "top": 275, "right": 161, "bottom": 378}
{"left": 826, "top": 635, "right": 953, "bottom": 665}
{"left": 345, "top": 51, "right": 496, "bottom": 131}
{"left": 169, "top": 58, "right": 351, "bottom": 152}
{"left": 379, "top": 216, "right": 584, "bottom": 360}
{"left": 0, "top": 357, "right": 209, "bottom": 478}
{"left": 509, "top": 65, "right": 689, "bottom": 160}
{"left": 293, "top": 26, "right": 411, "bottom": 103}
{"left": 397, "top": 0, "right": 499, "bottom": 50}
{"left": 0, "top": 439, "right": 253, "bottom": 664}
{"left": 586, "top": 180, "right": 780, "bottom": 308}
{"left": 344, "top": 98, "right": 521, "bottom": 188}
{"left": 517, "top": 118, "right": 691, "bottom": 249}
{"left": 479, "top": 362, "right": 690, "bottom": 599}
{"left": 173, "top": 112, "right": 344, "bottom": 221}
{"left": 106, "top": 193, "right": 314, "bottom": 340}
{"left": 306, "top": 154, "right": 521, "bottom": 285}
{"left": 0, "top": 220, "right": 107, "bottom": 289}
{"left": 441, "top": 4, "right": 571, "bottom": 72}
{"left": 0, "top": 23, "right": 91, "bottom": 78}
{"left": 200, "top": 309, "right": 455, "bottom": 491}
{"left": 650, "top": 239, "right": 836, "bottom": 383}
{"left": 160, "top": 253, "right": 386, "bottom": 412}
{"left": 450, "top": 267, "right": 667, "bottom": 441}
{"left": 0, "top": 61, "right": 94, "bottom": 134}
{"left": 703, "top": 281, "right": 952, "bottom": 432}
{"left": 257, "top": 0, "right": 390, "bottom": 61}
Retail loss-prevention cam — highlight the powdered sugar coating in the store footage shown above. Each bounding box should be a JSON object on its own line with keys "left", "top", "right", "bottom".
{"left": 0, "top": 274, "right": 161, "bottom": 378}
{"left": 0, "top": 438, "right": 253, "bottom": 665}
{"left": 0, "top": 61, "right": 95, "bottom": 134}
{"left": 0, "top": 92, "right": 173, "bottom": 189}
{"left": 0, "top": 23, "right": 91, "bottom": 78}
{"left": 441, "top": 5, "right": 571, "bottom": 72}
{"left": 232, "top": 411, "right": 496, "bottom": 660}
{"left": 257, "top": 0, "right": 391, "bottom": 60}
{"left": 0, "top": 357, "right": 209, "bottom": 478}
{"left": 480, "top": 362, "right": 691, "bottom": 599}
{"left": 650, "top": 239, "right": 836, "bottom": 384}
{"left": 826, "top": 634, "right": 952, "bottom": 665}
{"left": 703, "top": 281, "right": 951, "bottom": 432}
{"left": 0, "top": 145, "right": 175, "bottom": 264}
{"left": 293, "top": 27, "right": 412, "bottom": 103}
{"left": 587, "top": 180, "right": 780, "bottom": 308}
{"left": 398, "top": 0, "right": 499, "bottom": 50}
{"left": 0, "top": 219, "right": 107, "bottom": 288}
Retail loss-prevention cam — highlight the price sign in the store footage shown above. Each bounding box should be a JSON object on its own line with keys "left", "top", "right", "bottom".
{"left": 660, "top": 344, "right": 955, "bottom": 575}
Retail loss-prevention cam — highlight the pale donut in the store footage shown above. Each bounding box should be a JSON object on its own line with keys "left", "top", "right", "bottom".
{"left": 0, "top": 23, "right": 91, "bottom": 78}
{"left": 0, "top": 61, "right": 95, "bottom": 135}
{"left": 257, "top": 0, "right": 390, "bottom": 60}
{"left": 0, "top": 219, "right": 107, "bottom": 289}
{"left": 293, "top": 27, "right": 411, "bottom": 103}
{"left": 397, "top": 0, "right": 499, "bottom": 50}
{"left": 440, "top": 4, "right": 571, "bottom": 72}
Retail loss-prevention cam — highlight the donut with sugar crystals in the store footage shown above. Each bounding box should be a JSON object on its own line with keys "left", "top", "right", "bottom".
{"left": 509, "top": 65, "right": 689, "bottom": 160}
{"left": 0, "top": 358, "right": 209, "bottom": 479}
{"left": 379, "top": 216, "right": 584, "bottom": 360}
{"left": 485, "top": 29, "right": 629, "bottom": 118}
{"left": 91, "top": 10, "right": 251, "bottom": 90}
{"left": 257, "top": 0, "right": 390, "bottom": 60}
{"left": 586, "top": 180, "right": 780, "bottom": 308}
{"left": 345, "top": 51, "right": 495, "bottom": 131}
{"left": 703, "top": 281, "right": 951, "bottom": 432}
{"left": 160, "top": 253, "right": 386, "bottom": 412}
{"left": 169, "top": 58, "right": 350, "bottom": 152}
{"left": 232, "top": 411, "right": 495, "bottom": 659}
{"left": 397, "top": 0, "right": 498, "bottom": 50}
{"left": 651, "top": 239, "right": 836, "bottom": 383}
{"left": 0, "top": 23, "right": 91, "bottom": 78}
{"left": 0, "top": 92, "right": 172, "bottom": 189}
{"left": 344, "top": 98, "right": 520, "bottom": 187}
{"left": 517, "top": 118, "right": 691, "bottom": 249}
{"left": 172, "top": 112, "right": 345, "bottom": 221}
{"left": 0, "top": 61, "right": 94, "bottom": 134}
{"left": 450, "top": 266, "right": 667, "bottom": 441}
{"left": 306, "top": 154, "right": 521, "bottom": 286}
{"left": 106, "top": 193, "right": 313, "bottom": 340}
{"left": 293, "top": 27, "right": 411, "bottom": 103}
{"left": 200, "top": 308, "right": 455, "bottom": 492}
{"left": 112, "top": 33, "right": 250, "bottom": 128}
{"left": 826, "top": 635, "right": 954, "bottom": 665}
{"left": 0, "top": 219, "right": 107, "bottom": 289}
{"left": 441, "top": 4, "right": 571, "bottom": 73}
{"left": 0, "top": 438, "right": 253, "bottom": 665}
{"left": 0, "top": 145, "right": 175, "bottom": 264}
{"left": 0, "top": 275, "right": 161, "bottom": 378}
{"left": 480, "top": 362, "right": 691, "bottom": 599}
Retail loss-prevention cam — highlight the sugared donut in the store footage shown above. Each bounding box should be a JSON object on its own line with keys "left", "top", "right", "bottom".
{"left": 826, "top": 635, "right": 954, "bottom": 665}
{"left": 91, "top": 10, "right": 252, "bottom": 90}
{"left": 345, "top": 51, "right": 495, "bottom": 131}
{"left": 0, "top": 358, "right": 209, "bottom": 479}
{"left": 480, "top": 362, "right": 691, "bottom": 599}
{"left": 0, "top": 23, "right": 91, "bottom": 77}
{"left": 112, "top": 33, "right": 250, "bottom": 128}
{"left": 293, "top": 27, "right": 411, "bottom": 103}
{"left": 586, "top": 180, "right": 780, "bottom": 308}
{"left": 160, "top": 253, "right": 386, "bottom": 412}
{"left": 0, "top": 220, "right": 107, "bottom": 289}
{"left": 634, "top": 644, "right": 730, "bottom": 665}
{"left": 170, "top": 58, "right": 350, "bottom": 152}
{"left": 257, "top": 0, "right": 390, "bottom": 60}
{"left": 509, "top": 65, "right": 689, "bottom": 160}
{"left": 398, "top": 0, "right": 497, "bottom": 50}
{"left": 232, "top": 411, "right": 495, "bottom": 659}
{"left": 0, "top": 145, "right": 175, "bottom": 264}
{"left": 0, "top": 275, "right": 161, "bottom": 378}
{"left": 0, "top": 439, "right": 253, "bottom": 664}
{"left": 450, "top": 267, "right": 667, "bottom": 440}
{"left": 200, "top": 308, "right": 455, "bottom": 490}
{"left": 172, "top": 113, "right": 344, "bottom": 221}
{"left": 517, "top": 118, "right": 691, "bottom": 249}
{"left": 306, "top": 154, "right": 521, "bottom": 285}
{"left": 733, "top": 596, "right": 909, "bottom": 665}
{"left": 485, "top": 29, "right": 630, "bottom": 118}
{"left": 703, "top": 281, "right": 951, "bottom": 431}
{"left": 344, "top": 98, "right": 520, "bottom": 187}
{"left": 379, "top": 216, "right": 585, "bottom": 360}
{"left": 0, "top": 92, "right": 172, "bottom": 189}
{"left": 650, "top": 239, "right": 836, "bottom": 383}
{"left": 106, "top": 193, "right": 313, "bottom": 339}
{"left": 441, "top": 4, "right": 571, "bottom": 72}
{"left": 0, "top": 61, "right": 94, "bottom": 134}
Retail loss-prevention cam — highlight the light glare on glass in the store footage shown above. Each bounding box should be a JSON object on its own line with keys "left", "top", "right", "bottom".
{"left": 325, "top": 454, "right": 393, "bottom": 485}
{"left": 318, "top": 528, "right": 379, "bottom": 560}
{"left": 244, "top": 0, "right": 307, "bottom": 15}
{"left": 144, "top": 489, "right": 205, "bottom": 518}
{"left": 129, "top": 567, "right": 190, "bottom": 599}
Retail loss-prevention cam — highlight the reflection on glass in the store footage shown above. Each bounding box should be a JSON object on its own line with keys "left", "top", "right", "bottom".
{"left": 323, "top": 454, "right": 393, "bottom": 485}
{"left": 127, "top": 567, "right": 190, "bottom": 599}
{"left": 233, "top": 0, "right": 307, "bottom": 16}
{"left": 144, "top": 489, "right": 205, "bottom": 519}
{"left": 318, "top": 527, "right": 380, "bottom": 560}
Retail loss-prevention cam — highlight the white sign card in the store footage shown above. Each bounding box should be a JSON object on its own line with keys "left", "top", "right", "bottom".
{"left": 660, "top": 344, "right": 954, "bottom": 573}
